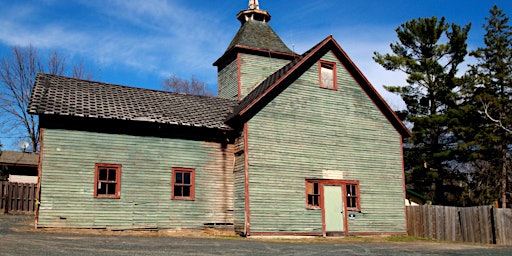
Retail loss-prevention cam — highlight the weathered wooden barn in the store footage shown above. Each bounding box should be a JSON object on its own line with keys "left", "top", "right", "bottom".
{"left": 28, "top": 1, "right": 411, "bottom": 236}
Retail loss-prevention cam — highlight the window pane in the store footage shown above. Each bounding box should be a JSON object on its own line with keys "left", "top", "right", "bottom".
{"left": 108, "top": 169, "right": 117, "bottom": 182}
{"left": 97, "top": 182, "right": 106, "bottom": 195}
{"left": 107, "top": 183, "right": 116, "bottom": 195}
{"left": 174, "top": 186, "right": 182, "bottom": 196}
{"left": 321, "top": 67, "right": 334, "bottom": 89}
{"left": 307, "top": 182, "right": 314, "bottom": 194}
{"left": 182, "top": 186, "right": 190, "bottom": 197}
{"left": 313, "top": 182, "right": 319, "bottom": 194}
{"left": 175, "top": 172, "right": 183, "bottom": 184}
{"left": 99, "top": 168, "right": 107, "bottom": 180}
{"left": 184, "top": 172, "right": 190, "bottom": 185}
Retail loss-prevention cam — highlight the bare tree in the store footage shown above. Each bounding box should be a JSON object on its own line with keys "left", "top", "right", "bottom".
{"left": 161, "top": 75, "right": 213, "bottom": 96}
{"left": 0, "top": 45, "right": 92, "bottom": 152}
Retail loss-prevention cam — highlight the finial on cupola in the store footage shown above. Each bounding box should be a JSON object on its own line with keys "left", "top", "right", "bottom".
{"left": 237, "top": 0, "right": 271, "bottom": 24}
{"left": 248, "top": 0, "right": 259, "bottom": 10}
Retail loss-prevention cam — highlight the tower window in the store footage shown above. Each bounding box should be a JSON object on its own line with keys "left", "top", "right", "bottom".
{"left": 319, "top": 61, "right": 337, "bottom": 90}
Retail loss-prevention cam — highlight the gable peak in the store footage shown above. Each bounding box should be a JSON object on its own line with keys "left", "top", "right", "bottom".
{"left": 237, "top": 0, "right": 271, "bottom": 24}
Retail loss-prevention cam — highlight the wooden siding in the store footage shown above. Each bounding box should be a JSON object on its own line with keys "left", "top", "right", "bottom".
{"left": 217, "top": 59, "right": 239, "bottom": 100}
{"left": 246, "top": 51, "right": 405, "bottom": 233}
{"left": 239, "top": 54, "right": 290, "bottom": 98}
{"left": 37, "top": 129, "right": 234, "bottom": 229}
{"left": 233, "top": 135, "right": 246, "bottom": 233}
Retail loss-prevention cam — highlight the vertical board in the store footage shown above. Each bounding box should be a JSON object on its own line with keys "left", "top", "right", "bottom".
{"left": 495, "top": 208, "right": 512, "bottom": 245}
{"left": 406, "top": 205, "right": 501, "bottom": 244}
{"left": 246, "top": 51, "right": 406, "bottom": 234}
{"left": 38, "top": 129, "right": 235, "bottom": 229}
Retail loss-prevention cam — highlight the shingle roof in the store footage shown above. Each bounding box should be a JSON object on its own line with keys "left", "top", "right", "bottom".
{"left": 225, "top": 19, "right": 294, "bottom": 54}
{"left": 28, "top": 73, "right": 238, "bottom": 130}
{"left": 0, "top": 150, "right": 38, "bottom": 166}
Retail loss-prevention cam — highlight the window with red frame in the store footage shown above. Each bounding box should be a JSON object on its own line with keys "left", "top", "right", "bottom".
{"left": 346, "top": 183, "right": 360, "bottom": 210}
{"left": 306, "top": 180, "right": 320, "bottom": 209}
{"left": 94, "top": 163, "right": 121, "bottom": 198}
{"left": 172, "top": 167, "right": 195, "bottom": 200}
{"left": 319, "top": 61, "right": 337, "bottom": 90}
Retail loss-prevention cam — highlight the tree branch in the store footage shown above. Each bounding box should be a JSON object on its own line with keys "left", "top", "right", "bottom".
{"left": 482, "top": 101, "right": 512, "bottom": 134}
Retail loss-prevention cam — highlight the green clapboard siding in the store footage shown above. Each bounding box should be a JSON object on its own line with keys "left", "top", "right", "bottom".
{"left": 38, "top": 129, "right": 234, "bottom": 229}
{"left": 218, "top": 60, "right": 239, "bottom": 100}
{"left": 246, "top": 51, "right": 406, "bottom": 233}
{"left": 240, "top": 54, "right": 290, "bottom": 98}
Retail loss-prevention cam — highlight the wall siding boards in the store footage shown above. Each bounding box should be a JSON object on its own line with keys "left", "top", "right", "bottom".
{"left": 218, "top": 59, "right": 239, "bottom": 100}
{"left": 246, "top": 52, "right": 406, "bottom": 234}
{"left": 38, "top": 129, "right": 234, "bottom": 229}
{"left": 239, "top": 54, "right": 290, "bottom": 98}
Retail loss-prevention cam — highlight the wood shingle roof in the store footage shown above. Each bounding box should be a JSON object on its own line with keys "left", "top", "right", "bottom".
{"left": 28, "top": 74, "right": 238, "bottom": 130}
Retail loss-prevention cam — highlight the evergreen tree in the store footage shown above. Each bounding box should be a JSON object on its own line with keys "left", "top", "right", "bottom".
{"left": 373, "top": 17, "right": 471, "bottom": 205}
{"left": 458, "top": 5, "right": 512, "bottom": 207}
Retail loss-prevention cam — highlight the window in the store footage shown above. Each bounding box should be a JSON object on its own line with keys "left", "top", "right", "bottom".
{"left": 306, "top": 180, "right": 320, "bottom": 209}
{"left": 305, "top": 179, "right": 361, "bottom": 211}
{"left": 94, "top": 163, "right": 121, "bottom": 198}
{"left": 319, "top": 61, "right": 337, "bottom": 90}
{"left": 172, "top": 167, "right": 195, "bottom": 200}
{"left": 346, "top": 183, "right": 360, "bottom": 210}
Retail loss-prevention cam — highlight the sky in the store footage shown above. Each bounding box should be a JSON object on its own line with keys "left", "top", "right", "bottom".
{"left": 1, "top": 0, "right": 512, "bottom": 150}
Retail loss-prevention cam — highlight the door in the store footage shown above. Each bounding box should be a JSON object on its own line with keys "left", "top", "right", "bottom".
{"left": 323, "top": 185, "right": 344, "bottom": 232}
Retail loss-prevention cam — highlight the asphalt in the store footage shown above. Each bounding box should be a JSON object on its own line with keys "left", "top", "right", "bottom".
{"left": 1, "top": 214, "right": 512, "bottom": 256}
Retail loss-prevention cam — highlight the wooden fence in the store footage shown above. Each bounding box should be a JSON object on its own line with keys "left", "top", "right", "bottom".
{"left": 407, "top": 205, "right": 512, "bottom": 245}
{"left": 1, "top": 181, "right": 37, "bottom": 214}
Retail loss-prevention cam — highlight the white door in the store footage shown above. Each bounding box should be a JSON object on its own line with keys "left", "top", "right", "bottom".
{"left": 324, "top": 185, "right": 344, "bottom": 232}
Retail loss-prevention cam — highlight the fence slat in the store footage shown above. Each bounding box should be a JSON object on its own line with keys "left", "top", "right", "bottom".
{"left": 407, "top": 205, "right": 511, "bottom": 245}
{"left": 0, "top": 181, "right": 37, "bottom": 214}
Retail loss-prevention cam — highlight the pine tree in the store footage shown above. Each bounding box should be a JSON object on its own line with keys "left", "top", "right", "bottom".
{"left": 458, "top": 5, "right": 512, "bottom": 207}
{"left": 373, "top": 17, "right": 471, "bottom": 205}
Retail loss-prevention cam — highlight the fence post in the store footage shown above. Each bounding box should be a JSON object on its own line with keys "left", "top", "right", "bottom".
{"left": 4, "top": 182, "right": 9, "bottom": 214}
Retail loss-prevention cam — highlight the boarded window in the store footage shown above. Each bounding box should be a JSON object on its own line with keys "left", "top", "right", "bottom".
{"left": 346, "top": 183, "right": 360, "bottom": 210}
{"left": 94, "top": 163, "right": 121, "bottom": 198}
{"left": 306, "top": 180, "right": 320, "bottom": 209}
{"left": 319, "top": 61, "right": 337, "bottom": 90}
{"left": 172, "top": 167, "right": 195, "bottom": 200}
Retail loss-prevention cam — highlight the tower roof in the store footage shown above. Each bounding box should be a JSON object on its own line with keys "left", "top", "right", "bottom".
{"left": 214, "top": 1, "right": 295, "bottom": 66}
{"left": 226, "top": 18, "right": 294, "bottom": 54}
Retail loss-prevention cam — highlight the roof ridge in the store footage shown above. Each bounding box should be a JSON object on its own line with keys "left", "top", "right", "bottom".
{"left": 29, "top": 73, "right": 239, "bottom": 130}
{"left": 37, "top": 73, "right": 237, "bottom": 103}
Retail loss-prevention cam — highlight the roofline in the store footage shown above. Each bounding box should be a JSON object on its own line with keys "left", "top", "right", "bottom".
{"left": 327, "top": 38, "right": 412, "bottom": 137}
{"left": 226, "top": 35, "right": 411, "bottom": 138}
{"left": 213, "top": 45, "right": 298, "bottom": 67}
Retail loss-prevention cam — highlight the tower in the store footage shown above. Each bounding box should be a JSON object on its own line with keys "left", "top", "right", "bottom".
{"left": 214, "top": 1, "right": 296, "bottom": 100}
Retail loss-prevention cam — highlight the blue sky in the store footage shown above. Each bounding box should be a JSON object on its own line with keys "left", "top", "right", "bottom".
{"left": 1, "top": 0, "right": 512, "bottom": 150}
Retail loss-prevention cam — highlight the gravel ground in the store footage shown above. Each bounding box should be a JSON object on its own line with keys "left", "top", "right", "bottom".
{"left": 1, "top": 214, "right": 512, "bottom": 256}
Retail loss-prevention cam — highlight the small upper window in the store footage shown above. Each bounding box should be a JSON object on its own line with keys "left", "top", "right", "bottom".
{"left": 172, "top": 167, "right": 195, "bottom": 200}
{"left": 94, "top": 163, "right": 121, "bottom": 198}
{"left": 306, "top": 180, "right": 320, "bottom": 209}
{"left": 346, "top": 183, "right": 360, "bottom": 210}
{"left": 319, "top": 61, "right": 337, "bottom": 90}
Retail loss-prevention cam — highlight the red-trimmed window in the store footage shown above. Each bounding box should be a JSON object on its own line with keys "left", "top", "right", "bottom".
{"left": 94, "top": 163, "right": 121, "bottom": 199}
{"left": 319, "top": 60, "right": 337, "bottom": 90}
{"left": 346, "top": 183, "right": 360, "bottom": 211}
{"left": 172, "top": 167, "right": 195, "bottom": 200}
{"left": 306, "top": 180, "right": 320, "bottom": 209}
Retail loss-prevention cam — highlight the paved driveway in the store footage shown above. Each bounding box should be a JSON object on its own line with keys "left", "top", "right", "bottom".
{"left": 1, "top": 214, "right": 512, "bottom": 256}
